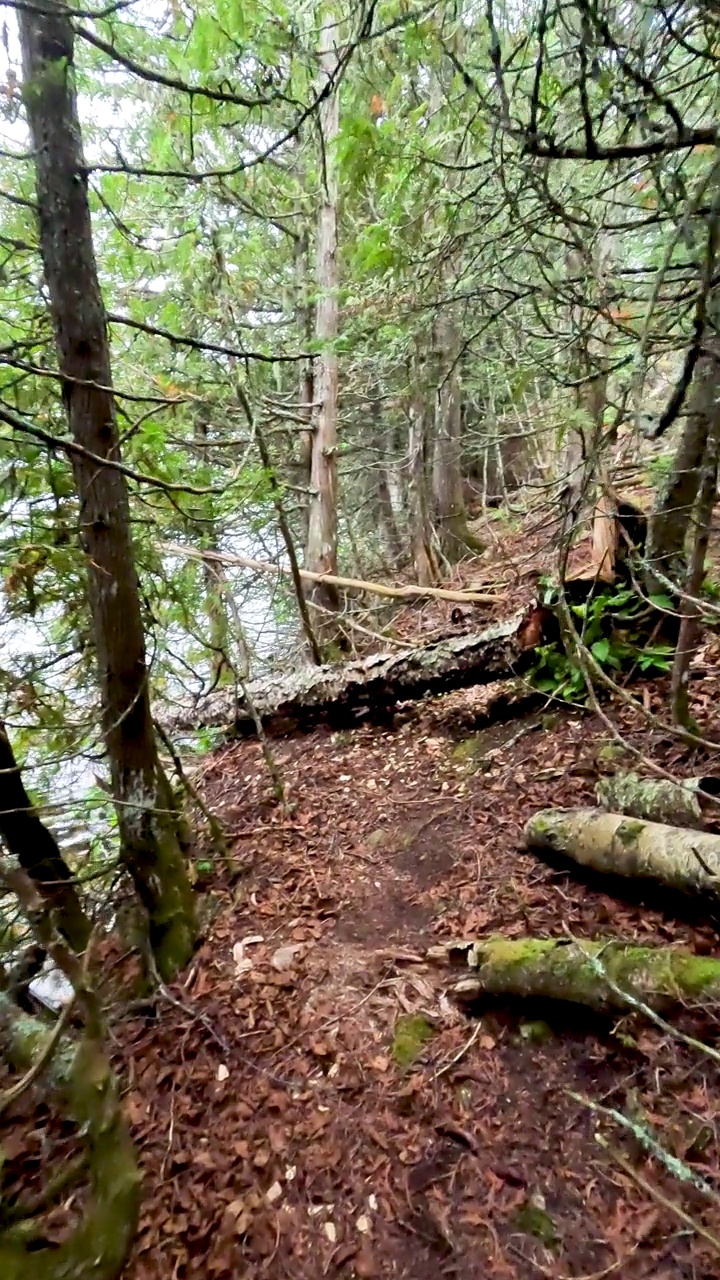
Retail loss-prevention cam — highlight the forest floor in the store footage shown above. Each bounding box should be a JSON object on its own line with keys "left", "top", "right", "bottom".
{"left": 6, "top": 513, "right": 720, "bottom": 1279}
{"left": 114, "top": 554, "right": 720, "bottom": 1280}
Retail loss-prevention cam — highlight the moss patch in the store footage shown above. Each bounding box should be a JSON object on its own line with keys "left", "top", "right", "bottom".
{"left": 515, "top": 1199, "right": 560, "bottom": 1247}
{"left": 451, "top": 735, "right": 486, "bottom": 763}
{"left": 392, "top": 1015, "right": 435, "bottom": 1069}
{"left": 519, "top": 1019, "right": 554, "bottom": 1044}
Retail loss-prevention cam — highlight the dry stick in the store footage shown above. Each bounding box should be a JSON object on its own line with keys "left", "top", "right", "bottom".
{"left": 235, "top": 382, "right": 323, "bottom": 664}
{"left": 598, "top": 1136, "right": 720, "bottom": 1256}
{"left": 159, "top": 540, "right": 502, "bottom": 606}
{"left": 434, "top": 1022, "right": 482, "bottom": 1080}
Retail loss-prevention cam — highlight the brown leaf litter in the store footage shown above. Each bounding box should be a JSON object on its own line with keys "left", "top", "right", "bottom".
{"left": 111, "top": 670, "right": 720, "bottom": 1280}
{"left": 6, "top": 548, "right": 720, "bottom": 1279}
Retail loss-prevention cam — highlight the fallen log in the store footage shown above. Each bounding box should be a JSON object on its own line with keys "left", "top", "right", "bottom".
{"left": 174, "top": 608, "right": 544, "bottom": 734}
{"left": 430, "top": 936, "right": 720, "bottom": 1015}
{"left": 524, "top": 807, "right": 720, "bottom": 898}
{"left": 596, "top": 772, "right": 720, "bottom": 829}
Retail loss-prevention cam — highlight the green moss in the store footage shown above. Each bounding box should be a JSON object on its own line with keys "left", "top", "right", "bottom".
{"left": 475, "top": 938, "right": 556, "bottom": 968}
{"left": 615, "top": 818, "right": 646, "bottom": 846}
{"left": 597, "top": 743, "right": 627, "bottom": 763}
{"left": 451, "top": 735, "right": 486, "bottom": 762}
{"left": 515, "top": 1199, "right": 560, "bottom": 1246}
{"left": 519, "top": 1020, "right": 554, "bottom": 1044}
{"left": 392, "top": 1015, "right": 435, "bottom": 1069}
{"left": 672, "top": 953, "right": 720, "bottom": 996}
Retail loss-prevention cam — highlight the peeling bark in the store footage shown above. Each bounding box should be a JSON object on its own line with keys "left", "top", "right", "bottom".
{"left": 178, "top": 611, "right": 536, "bottom": 734}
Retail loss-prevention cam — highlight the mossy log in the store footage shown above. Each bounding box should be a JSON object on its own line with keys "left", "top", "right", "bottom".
{"left": 596, "top": 772, "right": 720, "bottom": 829}
{"left": 524, "top": 807, "right": 720, "bottom": 898}
{"left": 0, "top": 994, "right": 141, "bottom": 1280}
{"left": 437, "top": 936, "right": 720, "bottom": 1014}
{"left": 172, "top": 609, "right": 546, "bottom": 735}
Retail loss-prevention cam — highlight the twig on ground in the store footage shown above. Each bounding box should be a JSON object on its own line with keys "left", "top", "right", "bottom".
{"left": 570, "top": 1091, "right": 720, "bottom": 1205}
{"left": 434, "top": 1021, "right": 482, "bottom": 1080}
{"left": 599, "top": 1135, "right": 720, "bottom": 1256}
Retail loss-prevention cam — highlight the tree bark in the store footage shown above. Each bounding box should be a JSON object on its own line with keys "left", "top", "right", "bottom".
{"left": 294, "top": 226, "right": 315, "bottom": 527}
{"left": 435, "top": 936, "right": 720, "bottom": 1016}
{"left": 432, "top": 310, "right": 482, "bottom": 559}
{"left": 647, "top": 211, "right": 720, "bottom": 590}
{"left": 596, "top": 772, "right": 720, "bottom": 829}
{"left": 306, "top": 8, "right": 340, "bottom": 634}
{"left": 0, "top": 724, "right": 90, "bottom": 952}
{"left": 19, "top": 2, "right": 196, "bottom": 981}
{"left": 671, "top": 412, "right": 720, "bottom": 728}
{"left": 408, "top": 386, "right": 439, "bottom": 585}
{"left": 177, "top": 610, "right": 538, "bottom": 734}
{"left": 525, "top": 807, "right": 720, "bottom": 899}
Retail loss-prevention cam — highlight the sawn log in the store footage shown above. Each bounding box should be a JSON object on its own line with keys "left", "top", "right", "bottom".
{"left": 429, "top": 936, "right": 720, "bottom": 1015}
{"left": 524, "top": 807, "right": 720, "bottom": 898}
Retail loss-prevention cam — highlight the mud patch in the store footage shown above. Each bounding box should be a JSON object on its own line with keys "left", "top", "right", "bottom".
{"left": 336, "top": 882, "right": 433, "bottom": 946}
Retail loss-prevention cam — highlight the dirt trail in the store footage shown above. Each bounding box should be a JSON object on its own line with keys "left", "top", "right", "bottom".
{"left": 115, "top": 679, "right": 720, "bottom": 1280}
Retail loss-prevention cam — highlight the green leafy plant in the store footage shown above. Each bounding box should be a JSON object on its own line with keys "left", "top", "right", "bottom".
{"left": 529, "top": 582, "right": 674, "bottom": 702}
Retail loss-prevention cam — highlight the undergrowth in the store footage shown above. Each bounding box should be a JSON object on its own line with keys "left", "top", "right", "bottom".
{"left": 528, "top": 583, "right": 675, "bottom": 703}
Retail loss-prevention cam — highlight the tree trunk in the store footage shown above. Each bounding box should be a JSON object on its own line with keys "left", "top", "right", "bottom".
{"left": 408, "top": 386, "right": 439, "bottom": 586}
{"left": 648, "top": 213, "right": 720, "bottom": 589}
{"left": 368, "top": 395, "right": 403, "bottom": 565}
{"left": 525, "top": 807, "right": 720, "bottom": 899}
{"left": 19, "top": 3, "right": 196, "bottom": 981}
{"left": 306, "top": 8, "right": 340, "bottom": 635}
{"left": 560, "top": 244, "right": 611, "bottom": 553}
{"left": 434, "top": 936, "right": 720, "bottom": 1016}
{"left": 0, "top": 724, "right": 90, "bottom": 952}
{"left": 432, "top": 311, "right": 482, "bottom": 559}
{"left": 194, "top": 409, "right": 231, "bottom": 686}
{"left": 295, "top": 227, "right": 315, "bottom": 525}
{"left": 670, "top": 413, "right": 720, "bottom": 728}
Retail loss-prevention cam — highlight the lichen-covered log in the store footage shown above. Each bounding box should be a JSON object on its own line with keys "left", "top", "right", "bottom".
{"left": 0, "top": 994, "right": 141, "bottom": 1280}
{"left": 440, "top": 936, "right": 720, "bottom": 1014}
{"left": 596, "top": 772, "right": 720, "bottom": 829}
{"left": 524, "top": 807, "right": 720, "bottom": 897}
{"left": 173, "top": 609, "right": 544, "bottom": 735}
